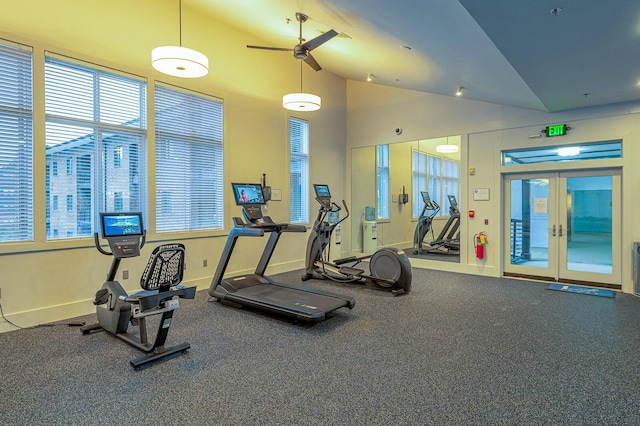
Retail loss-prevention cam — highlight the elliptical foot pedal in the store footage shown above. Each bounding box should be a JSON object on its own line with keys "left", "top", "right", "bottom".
{"left": 334, "top": 256, "right": 357, "bottom": 265}
{"left": 339, "top": 266, "right": 365, "bottom": 275}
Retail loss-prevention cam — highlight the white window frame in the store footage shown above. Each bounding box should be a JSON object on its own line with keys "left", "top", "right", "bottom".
{"left": 154, "top": 83, "right": 224, "bottom": 233}
{"left": 0, "top": 41, "right": 34, "bottom": 242}
{"left": 289, "top": 117, "right": 309, "bottom": 224}
{"left": 376, "top": 144, "right": 390, "bottom": 220}
{"left": 44, "top": 54, "right": 147, "bottom": 240}
{"left": 412, "top": 149, "right": 427, "bottom": 218}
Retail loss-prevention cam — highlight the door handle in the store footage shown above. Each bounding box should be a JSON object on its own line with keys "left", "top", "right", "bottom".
{"left": 559, "top": 224, "right": 563, "bottom": 237}
{"left": 552, "top": 224, "right": 556, "bottom": 237}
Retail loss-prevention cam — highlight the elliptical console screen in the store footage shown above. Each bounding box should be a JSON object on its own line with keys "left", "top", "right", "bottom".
{"left": 232, "top": 183, "right": 266, "bottom": 205}
{"left": 101, "top": 212, "right": 143, "bottom": 238}
{"left": 448, "top": 195, "right": 458, "bottom": 207}
{"left": 314, "top": 184, "right": 331, "bottom": 199}
{"left": 421, "top": 191, "right": 431, "bottom": 202}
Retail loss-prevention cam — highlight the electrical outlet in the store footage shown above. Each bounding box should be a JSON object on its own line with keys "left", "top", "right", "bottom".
{"left": 122, "top": 270, "right": 129, "bottom": 280}
{"left": 203, "top": 259, "right": 208, "bottom": 267}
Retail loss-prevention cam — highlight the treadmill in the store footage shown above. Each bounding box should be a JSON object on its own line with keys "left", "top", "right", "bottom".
{"left": 209, "top": 183, "right": 355, "bottom": 322}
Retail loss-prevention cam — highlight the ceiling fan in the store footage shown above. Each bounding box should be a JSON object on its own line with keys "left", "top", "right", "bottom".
{"left": 247, "top": 12, "right": 338, "bottom": 71}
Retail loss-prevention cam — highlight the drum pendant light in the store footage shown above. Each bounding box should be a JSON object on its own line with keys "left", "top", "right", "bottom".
{"left": 283, "top": 61, "right": 321, "bottom": 111}
{"left": 152, "top": 0, "right": 208, "bottom": 78}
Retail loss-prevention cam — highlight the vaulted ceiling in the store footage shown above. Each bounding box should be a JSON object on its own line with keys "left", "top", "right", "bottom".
{"left": 192, "top": 0, "right": 640, "bottom": 112}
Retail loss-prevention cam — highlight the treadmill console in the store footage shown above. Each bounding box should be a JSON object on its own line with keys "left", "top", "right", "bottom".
{"left": 447, "top": 195, "right": 459, "bottom": 215}
{"left": 231, "top": 182, "right": 267, "bottom": 224}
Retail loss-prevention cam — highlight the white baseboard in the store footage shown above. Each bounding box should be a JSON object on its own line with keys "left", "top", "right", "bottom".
{"left": 0, "top": 259, "right": 306, "bottom": 334}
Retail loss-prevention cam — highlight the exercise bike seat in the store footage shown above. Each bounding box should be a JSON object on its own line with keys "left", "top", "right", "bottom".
{"left": 126, "top": 243, "right": 196, "bottom": 313}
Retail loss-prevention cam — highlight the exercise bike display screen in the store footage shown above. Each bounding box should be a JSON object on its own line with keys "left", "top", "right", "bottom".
{"left": 314, "top": 184, "right": 331, "bottom": 199}
{"left": 231, "top": 183, "right": 266, "bottom": 205}
{"left": 101, "top": 212, "right": 144, "bottom": 237}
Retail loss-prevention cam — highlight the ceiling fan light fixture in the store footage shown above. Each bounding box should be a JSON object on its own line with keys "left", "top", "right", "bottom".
{"left": 283, "top": 92, "right": 321, "bottom": 111}
{"left": 436, "top": 144, "right": 459, "bottom": 153}
{"left": 152, "top": 46, "right": 209, "bottom": 78}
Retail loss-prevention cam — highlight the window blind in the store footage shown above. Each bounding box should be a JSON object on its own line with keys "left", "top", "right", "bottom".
{"left": 377, "top": 144, "right": 389, "bottom": 220}
{"left": 289, "top": 118, "right": 308, "bottom": 224}
{"left": 155, "top": 84, "right": 224, "bottom": 232}
{"left": 44, "top": 55, "right": 147, "bottom": 239}
{"left": 412, "top": 150, "right": 427, "bottom": 218}
{"left": 0, "top": 42, "right": 33, "bottom": 242}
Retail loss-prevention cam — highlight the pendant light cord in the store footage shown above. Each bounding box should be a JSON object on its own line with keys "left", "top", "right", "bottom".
{"left": 300, "top": 61, "right": 303, "bottom": 92}
{"left": 179, "top": 0, "right": 183, "bottom": 47}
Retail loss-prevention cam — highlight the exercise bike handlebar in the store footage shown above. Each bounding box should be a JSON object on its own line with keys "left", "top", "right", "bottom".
{"left": 93, "top": 230, "right": 147, "bottom": 256}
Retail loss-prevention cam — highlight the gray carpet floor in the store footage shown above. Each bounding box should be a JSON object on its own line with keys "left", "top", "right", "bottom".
{"left": 1, "top": 268, "right": 640, "bottom": 425}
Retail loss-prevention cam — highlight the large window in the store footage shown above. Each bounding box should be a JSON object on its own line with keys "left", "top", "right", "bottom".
{"left": 412, "top": 150, "right": 427, "bottom": 218}
{"left": 428, "top": 155, "right": 459, "bottom": 216}
{"left": 0, "top": 42, "right": 33, "bottom": 243}
{"left": 377, "top": 144, "right": 389, "bottom": 220}
{"left": 155, "top": 84, "right": 224, "bottom": 232}
{"left": 289, "top": 118, "right": 308, "bottom": 224}
{"left": 45, "top": 55, "right": 147, "bottom": 239}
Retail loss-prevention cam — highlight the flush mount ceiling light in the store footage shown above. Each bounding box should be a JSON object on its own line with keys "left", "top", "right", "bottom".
{"left": 152, "top": 0, "right": 209, "bottom": 78}
{"left": 283, "top": 61, "right": 321, "bottom": 111}
{"left": 558, "top": 146, "right": 580, "bottom": 157}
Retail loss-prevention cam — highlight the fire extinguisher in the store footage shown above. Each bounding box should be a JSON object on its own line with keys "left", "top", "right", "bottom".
{"left": 474, "top": 232, "right": 487, "bottom": 259}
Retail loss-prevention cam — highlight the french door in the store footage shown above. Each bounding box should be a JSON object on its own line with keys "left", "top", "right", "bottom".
{"left": 503, "top": 169, "right": 621, "bottom": 288}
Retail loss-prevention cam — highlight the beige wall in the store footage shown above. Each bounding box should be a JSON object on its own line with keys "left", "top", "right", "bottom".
{"left": 346, "top": 79, "right": 640, "bottom": 293}
{"left": 0, "top": 0, "right": 347, "bottom": 331}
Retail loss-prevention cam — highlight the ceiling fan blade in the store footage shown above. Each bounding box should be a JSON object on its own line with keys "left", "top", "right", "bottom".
{"left": 301, "top": 29, "right": 338, "bottom": 52}
{"left": 246, "top": 45, "right": 293, "bottom": 52}
{"left": 304, "top": 53, "right": 322, "bottom": 71}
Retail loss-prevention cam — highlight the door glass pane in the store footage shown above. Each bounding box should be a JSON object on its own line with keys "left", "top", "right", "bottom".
{"left": 566, "top": 176, "right": 612, "bottom": 274}
{"left": 509, "top": 179, "right": 549, "bottom": 268}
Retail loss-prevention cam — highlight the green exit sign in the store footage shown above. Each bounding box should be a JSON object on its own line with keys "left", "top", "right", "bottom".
{"left": 545, "top": 124, "right": 568, "bottom": 137}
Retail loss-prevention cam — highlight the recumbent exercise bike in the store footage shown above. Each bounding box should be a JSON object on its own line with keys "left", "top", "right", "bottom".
{"left": 81, "top": 212, "right": 196, "bottom": 368}
{"left": 302, "top": 184, "right": 412, "bottom": 296}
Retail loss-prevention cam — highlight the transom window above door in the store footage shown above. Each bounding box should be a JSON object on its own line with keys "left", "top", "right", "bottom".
{"left": 502, "top": 140, "right": 621, "bottom": 166}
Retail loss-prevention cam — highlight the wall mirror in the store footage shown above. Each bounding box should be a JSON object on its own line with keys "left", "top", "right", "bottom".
{"left": 350, "top": 135, "right": 461, "bottom": 263}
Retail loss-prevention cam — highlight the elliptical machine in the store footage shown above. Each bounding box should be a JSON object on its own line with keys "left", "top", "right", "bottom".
{"left": 413, "top": 191, "right": 439, "bottom": 254}
{"left": 81, "top": 212, "right": 196, "bottom": 368}
{"left": 302, "top": 184, "right": 412, "bottom": 296}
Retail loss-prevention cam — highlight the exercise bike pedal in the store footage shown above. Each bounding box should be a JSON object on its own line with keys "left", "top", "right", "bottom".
{"left": 339, "top": 266, "right": 365, "bottom": 276}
